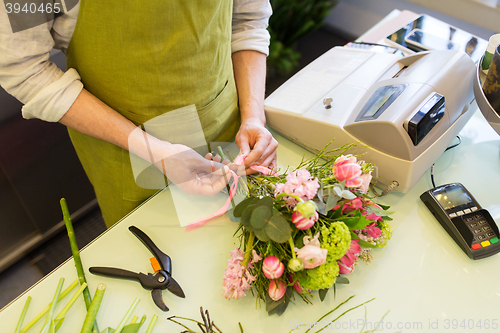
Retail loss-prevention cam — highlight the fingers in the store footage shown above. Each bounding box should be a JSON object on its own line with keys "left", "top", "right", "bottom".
{"left": 244, "top": 136, "right": 278, "bottom": 169}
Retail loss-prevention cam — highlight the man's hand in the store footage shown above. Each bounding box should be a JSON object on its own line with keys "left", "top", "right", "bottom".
{"left": 235, "top": 117, "right": 277, "bottom": 174}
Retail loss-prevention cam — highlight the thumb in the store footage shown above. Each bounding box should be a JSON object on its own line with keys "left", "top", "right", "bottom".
{"left": 237, "top": 135, "right": 251, "bottom": 158}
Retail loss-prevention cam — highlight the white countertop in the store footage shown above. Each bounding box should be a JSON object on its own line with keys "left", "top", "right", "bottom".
{"left": 1, "top": 105, "right": 499, "bottom": 333}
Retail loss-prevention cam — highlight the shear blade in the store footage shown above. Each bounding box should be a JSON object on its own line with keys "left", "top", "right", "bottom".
{"left": 167, "top": 277, "right": 185, "bottom": 298}
{"left": 151, "top": 289, "right": 169, "bottom": 312}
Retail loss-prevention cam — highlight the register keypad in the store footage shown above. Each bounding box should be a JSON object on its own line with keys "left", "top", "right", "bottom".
{"left": 464, "top": 212, "right": 497, "bottom": 250}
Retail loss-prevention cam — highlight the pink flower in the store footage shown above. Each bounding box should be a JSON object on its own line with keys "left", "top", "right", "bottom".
{"left": 333, "top": 155, "right": 362, "bottom": 185}
{"left": 358, "top": 172, "right": 372, "bottom": 193}
{"left": 274, "top": 169, "right": 319, "bottom": 205}
{"left": 332, "top": 197, "right": 363, "bottom": 214}
{"left": 268, "top": 279, "right": 287, "bottom": 301}
{"left": 362, "top": 223, "right": 382, "bottom": 238}
{"left": 262, "top": 256, "right": 285, "bottom": 279}
{"left": 338, "top": 239, "right": 361, "bottom": 274}
{"left": 295, "top": 233, "right": 328, "bottom": 269}
{"left": 288, "top": 275, "right": 303, "bottom": 294}
{"left": 291, "top": 210, "right": 318, "bottom": 230}
{"left": 222, "top": 248, "right": 260, "bottom": 300}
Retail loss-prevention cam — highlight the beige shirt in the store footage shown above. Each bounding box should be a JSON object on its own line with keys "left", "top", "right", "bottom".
{"left": 0, "top": 0, "right": 272, "bottom": 122}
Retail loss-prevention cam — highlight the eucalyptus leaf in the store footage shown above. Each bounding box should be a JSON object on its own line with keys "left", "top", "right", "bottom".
{"left": 241, "top": 204, "right": 256, "bottom": 231}
{"left": 313, "top": 198, "right": 326, "bottom": 215}
{"left": 227, "top": 208, "right": 241, "bottom": 223}
{"left": 233, "top": 197, "right": 256, "bottom": 217}
{"left": 250, "top": 206, "right": 272, "bottom": 230}
{"left": 319, "top": 288, "right": 329, "bottom": 302}
{"left": 255, "top": 196, "right": 274, "bottom": 209}
{"left": 265, "top": 215, "right": 292, "bottom": 243}
{"left": 254, "top": 226, "right": 271, "bottom": 242}
{"left": 325, "top": 192, "right": 339, "bottom": 212}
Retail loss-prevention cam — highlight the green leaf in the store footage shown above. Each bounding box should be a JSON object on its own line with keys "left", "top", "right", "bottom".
{"left": 265, "top": 215, "right": 292, "bottom": 243}
{"left": 233, "top": 197, "right": 256, "bottom": 217}
{"left": 121, "top": 323, "right": 143, "bottom": 333}
{"left": 327, "top": 203, "right": 344, "bottom": 219}
{"left": 266, "top": 288, "right": 291, "bottom": 316}
{"left": 351, "top": 232, "right": 377, "bottom": 248}
{"left": 255, "top": 196, "right": 274, "bottom": 208}
{"left": 342, "top": 212, "right": 372, "bottom": 231}
{"left": 364, "top": 205, "right": 394, "bottom": 217}
{"left": 319, "top": 288, "right": 329, "bottom": 302}
{"left": 378, "top": 203, "right": 391, "bottom": 210}
{"left": 336, "top": 276, "right": 350, "bottom": 284}
{"left": 254, "top": 226, "right": 270, "bottom": 242}
{"left": 241, "top": 204, "right": 257, "bottom": 231}
{"left": 250, "top": 206, "right": 272, "bottom": 229}
{"left": 325, "top": 192, "right": 339, "bottom": 213}
{"left": 227, "top": 208, "right": 241, "bottom": 223}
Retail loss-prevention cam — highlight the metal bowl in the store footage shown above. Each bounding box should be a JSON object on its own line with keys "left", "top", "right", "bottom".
{"left": 473, "top": 56, "right": 500, "bottom": 136}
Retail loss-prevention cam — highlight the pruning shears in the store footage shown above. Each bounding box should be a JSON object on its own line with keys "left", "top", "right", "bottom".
{"left": 89, "top": 225, "right": 185, "bottom": 311}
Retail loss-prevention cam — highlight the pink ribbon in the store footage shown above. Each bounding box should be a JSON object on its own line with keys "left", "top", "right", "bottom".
{"left": 185, "top": 163, "right": 277, "bottom": 230}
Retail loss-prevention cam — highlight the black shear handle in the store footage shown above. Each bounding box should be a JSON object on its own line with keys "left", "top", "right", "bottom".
{"left": 89, "top": 266, "right": 163, "bottom": 290}
{"left": 129, "top": 226, "right": 172, "bottom": 275}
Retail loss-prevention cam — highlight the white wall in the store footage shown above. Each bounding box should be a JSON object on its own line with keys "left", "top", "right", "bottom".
{"left": 326, "top": 0, "right": 495, "bottom": 41}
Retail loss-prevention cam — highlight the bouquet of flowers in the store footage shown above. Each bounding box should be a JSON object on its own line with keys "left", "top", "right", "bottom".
{"left": 222, "top": 142, "right": 393, "bottom": 315}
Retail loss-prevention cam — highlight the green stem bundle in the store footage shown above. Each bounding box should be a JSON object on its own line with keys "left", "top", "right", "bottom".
{"left": 41, "top": 277, "right": 65, "bottom": 333}
{"left": 15, "top": 296, "right": 32, "bottom": 333}
{"left": 20, "top": 280, "right": 78, "bottom": 333}
{"left": 114, "top": 298, "right": 140, "bottom": 333}
{"left": 241, "top": 232, "right": 255, "bottom": 267}
{"left": 145, "top": 315, "right": 158, "bottom": 333}
{"left": 54, "top": 282, "right": 88, "bottom": 331}
{"left": 81, "top": 284, "right": 106, "bottom": 333}
{"left": 60, "top": 198, "right": 99, "bottom": 333}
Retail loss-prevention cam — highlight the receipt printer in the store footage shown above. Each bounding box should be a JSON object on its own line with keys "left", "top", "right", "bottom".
{"left": 264, "top": 47, "right": 476, "bottom": 193}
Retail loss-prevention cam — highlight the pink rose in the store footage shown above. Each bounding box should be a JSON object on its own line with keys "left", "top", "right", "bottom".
{"left": 262, "top": 256, "right": 285, "bottom": 279}
{"left": 333, "top": 155, "right": 362, "bottom": 183}
{"left": 291, "top": 210, "right": 318, "bottom": 230}
{"left": 295, "top": 233, "right": 328, "bottom": 269}
{"left": 358, "top": 172, "right": 373, "bottom": 193}
{"left": 268, "top": 279, "right": 287, "bottom": 301}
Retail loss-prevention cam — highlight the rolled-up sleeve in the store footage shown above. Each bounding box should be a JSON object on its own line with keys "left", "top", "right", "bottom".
{"left": 232, "top": 0, "right": 272, "bottom": 56}
{"left": 0, "top": 3, "right": 82, "bottom": 122}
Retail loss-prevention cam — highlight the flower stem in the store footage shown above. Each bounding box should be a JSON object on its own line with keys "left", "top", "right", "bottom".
{"left": 288, "top": 237, "right": 296, "bottom": 259}
{"left": 275, "top": 192, "right": 303, "bottom": 203}
{"left": 241, "top": 231, "right": 255, "bottom": 267}
{"left": 14, "top": 296, "right": 31, "bottom": 333}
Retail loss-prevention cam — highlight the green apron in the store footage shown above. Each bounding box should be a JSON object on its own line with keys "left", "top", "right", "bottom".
{"left": 66, "top": 0, "right": 240, "bottom": 227}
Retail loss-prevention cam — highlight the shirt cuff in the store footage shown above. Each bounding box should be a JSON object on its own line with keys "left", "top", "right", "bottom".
{"left": 22, "top": 68, "right": 83, "bottom": 122}
{"left": 231, "top": 29, "right": 270, "bottom": 56}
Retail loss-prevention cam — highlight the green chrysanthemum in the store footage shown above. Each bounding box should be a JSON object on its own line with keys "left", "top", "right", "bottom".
{"left": 299, "top": 258, "right": 340, "bottom": 290}
{"left": 320, "top": 222, "right": 351, "bottom": 261}
{"left": 376, "top": 220, "right": 393, "bottom": 248}
{"left": 298, "top": 222, "right": 350, "bottom": 290}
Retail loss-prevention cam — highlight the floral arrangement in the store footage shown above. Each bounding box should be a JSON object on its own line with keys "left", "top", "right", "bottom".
{"left": 222, "top": 142, "right": 393, "bottom": 315}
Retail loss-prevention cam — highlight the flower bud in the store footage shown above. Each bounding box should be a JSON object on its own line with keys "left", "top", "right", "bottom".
{"left": 287, "top": 258, "right": 304, "bottom": 272}
{"left": 291, "top": 210, "right": 318, "bottom": 230}
{"left": 295, "top": 200, "right": 317, "bottom": 218}
{"left": 268, "top": 279, "right": 287, "bottom": 301}
{"left": 262, "top": 256, "right": 285, "bottom": 279}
